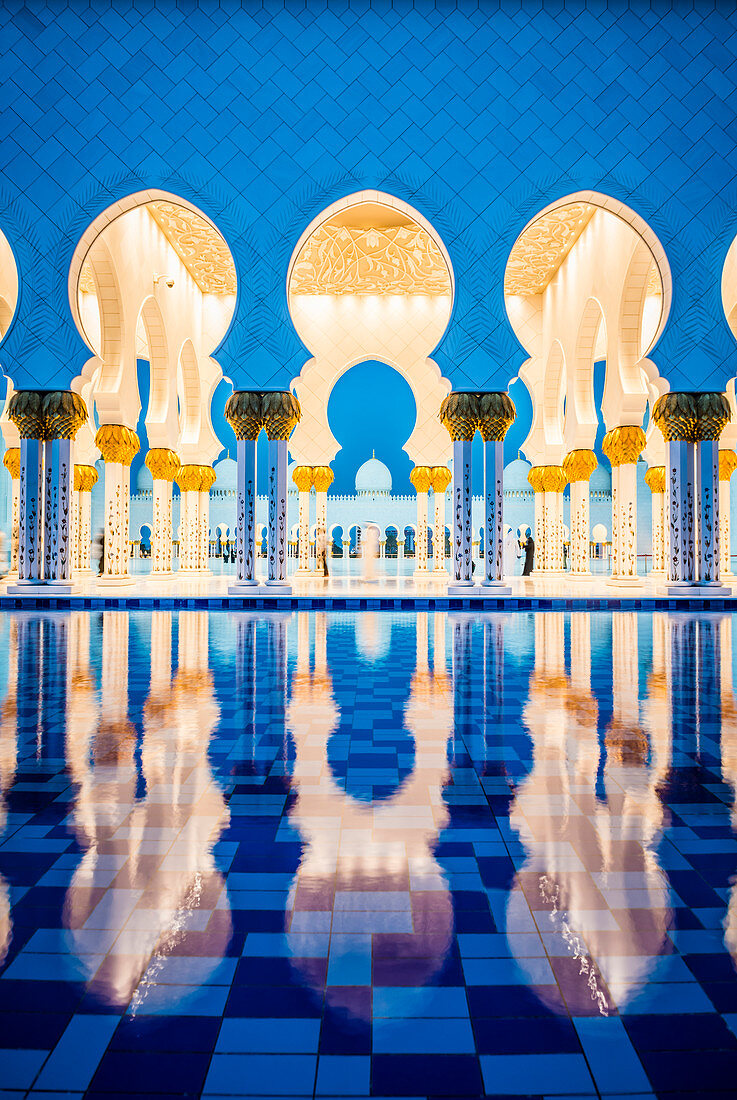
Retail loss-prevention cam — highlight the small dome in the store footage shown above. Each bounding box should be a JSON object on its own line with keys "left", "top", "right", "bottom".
{"left": 590, "top": 464, "right": 611, "bottom": 490}
{"left": 504, "top": 457, "right": 532, "bottom": 490}
{"left": 136, "top": 464, "right": 153, "bottom": 492}
{"left": 213, "top": 456, "right": 236, "bottom": 492}
{"left": 355, "top": 454, "right": 392, "bottom": 494}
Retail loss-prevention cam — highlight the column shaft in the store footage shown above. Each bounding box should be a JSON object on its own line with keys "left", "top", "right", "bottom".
{"left": 720, "top": 478, "right": 732, "bottom": 577}
{"left": 543, "top": 491, "right": 564, "bottom": 571}
{"left": 651, "top": 491, "right": 665, "bottom": 573}
{"left": 612, "top": 462, "right": 638, "bottom": 579}
{"left": 297, "top": 490, "right": 311, "bottom": 573}
{"left": 433, "top": 492, "right": 446, "bottom": 573}
{"left": 415, "top": 492, "right": 429, "bottom": 572}
{"left": 77, "top": 490, "right": 92, "bottom": 572}
{"left": 103, "top": 462, "right": 131, "bottom": 577}
{"left": 315, "top": 490, "right": 328, "bottom": 574}
{"left": 236, "top": 438, "right": 257, "bottom": 583}
{"left": 569, "top": 482, "right": 590, "bottom": 574}
{"left": 10, "top": 477, "right": 19, "bottom": 575}
{"left": 151, "top": 480, "right": 173, "bottom": 572}
{"left": 198, "top": 490, "right": 210, "bottom": 570}
{"left": 267, "top": 438, "right": 288, "bottom": 583}
{"left": 179, "top": 490, "right": 199, "bottom": 571}
{"left": 18, "top": 438, "right": 44, "bottom": 582}
{"left": 697, "top": 438, "right": 720, "bottom": 583}
{"left": 665, "top": 439, "right": 695, "bottom": 584}
{"left": 452, "top": 439, "right": 473, "bottom": 584}
{"left": 483, "top": 439, "right": 504, "bottom": 583}
{"left": 44, "top": 437, "right": 73, "bottom": 581}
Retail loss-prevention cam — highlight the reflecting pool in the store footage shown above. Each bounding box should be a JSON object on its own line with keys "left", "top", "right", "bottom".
{"left": 0, "top": 610, "right": 736, "bottom": 1097}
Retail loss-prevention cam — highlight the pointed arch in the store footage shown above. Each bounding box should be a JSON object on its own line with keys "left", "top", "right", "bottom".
{"left": 565, "top": 297, "right": 605, "bottom": 450}
{"left": 138, "top": 295, "right": 170, "bottom": 425}
{"left": 177, "top": 339, "right": 201, "bottom": 447}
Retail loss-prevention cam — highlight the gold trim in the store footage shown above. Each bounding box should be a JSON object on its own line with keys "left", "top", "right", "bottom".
{"left": 651, "top": 392, "right": 698, "bottom": 442}
{"left": 720, "top": 450, "right": 737, "bottom": 480}
{"left": 74, "top": 464, "right": 99, "bottom": 492}
{"left": 563, "top": 449, "right": 597, "bottom": 483}
{"left": 43, "top": 391, "right": 88, "bottom": 440}
{"left": 430, "top": 465, "right": 451, "bottom": 493}
{"left": 312, "top": 465, "right": 334, "bottom": 493}
{"left": 2, "top": 448, "right": 20, "bottom": 479}
{"left": 602, "top": 425, "right": 646, "bottom": 467}
{"left": 95, "top": 424, "right": 140, "bottom": 466}
{"left": 695, "top": 392, "right": 731, "bottom": 441}
{"left": 8, "top": 391, "right": 45, "bottom": 440}
{"left": 292, "top": 465, "right": 314, "bottom": 492}
{"left": 644, "top": 465, "right": 666, "bottom": 494}
{"left": 145, "top": 448, "right": 180, "bottom": 482}
{"left": 410, "top": 466, "right": 433, "bottom": 494}
{"left": 528, "top": 465, "right": 566, "bottom": 493}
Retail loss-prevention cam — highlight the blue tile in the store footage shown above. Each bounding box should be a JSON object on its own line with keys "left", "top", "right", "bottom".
{"left": 204, "top": 1054, "right": 316, "bottom": 1095}
{"left": 315, "top": 1055, "right": 370, "bottom": 1095}
{"left": 34, "top": 1015, "right": 119, "bottom": 1090}
{"left": 480, "top": 1053, "right": 595, "bottom": 1095}
{"left": 573, "top": 1016, "right": 651, "bottom": 1093}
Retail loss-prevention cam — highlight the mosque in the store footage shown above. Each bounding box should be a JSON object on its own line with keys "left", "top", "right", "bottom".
{"left": 1, "top": 3, "right": 737, "bottom": 595}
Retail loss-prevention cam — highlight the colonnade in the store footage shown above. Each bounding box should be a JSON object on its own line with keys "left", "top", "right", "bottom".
{"left": 6, "top": 389, "right": 87, "bottom": 592}
{"left": 291, "top": 464, "right": 334, "bottom": 576}
{"left": 224, "top": 389, "right": 301, "bottom": 591}
{"left": 439, "top": 390, "right": 516, "bottom": 591}
{"left": 651, "top": 391, "right": 732, "bottom": 592}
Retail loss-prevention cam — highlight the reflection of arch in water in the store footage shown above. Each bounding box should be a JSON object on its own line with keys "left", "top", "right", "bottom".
{"left": 64, "top": 610, "right": 232, "bottom": 1011}
{"left": 506, "top": 612, "right": 672, "bottom": 1015}
{"left": 285, "top": 611, "right": 454, "bottom": 1017}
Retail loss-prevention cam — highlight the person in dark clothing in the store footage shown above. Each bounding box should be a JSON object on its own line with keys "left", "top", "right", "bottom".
{"left": 522, "top": 535, "right": 535, "bottom": 575}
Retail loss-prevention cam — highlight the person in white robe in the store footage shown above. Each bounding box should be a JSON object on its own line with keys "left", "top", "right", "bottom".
{"left": 504, "top": 529, "right": 521, "bottom": 577}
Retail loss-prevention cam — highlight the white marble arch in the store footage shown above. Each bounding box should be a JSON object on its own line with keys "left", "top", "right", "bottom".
{"left": 67, "top": 190, "right": 234, "bottom": 466}
{"left": 286, "top": 191, "right": 454, "bottom": 468}
{"left": 508, "top": 191, "right": 672, "bottom": 466}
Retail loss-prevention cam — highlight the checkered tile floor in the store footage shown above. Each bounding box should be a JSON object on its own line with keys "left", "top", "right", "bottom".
{"left": 0, "top": 609, "right": 736, "bottom": 1098}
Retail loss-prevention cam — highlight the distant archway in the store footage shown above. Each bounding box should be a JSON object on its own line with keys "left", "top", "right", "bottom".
{"left": 287, "top": 191, "right": 453, "bottom": 467}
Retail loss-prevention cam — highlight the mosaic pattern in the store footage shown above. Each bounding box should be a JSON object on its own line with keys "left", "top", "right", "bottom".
{"left": 0, "top": 609, "right": 737, "bottom": 1097}
{"left": 1, "top": 4, "right": 737, "bottom": 391}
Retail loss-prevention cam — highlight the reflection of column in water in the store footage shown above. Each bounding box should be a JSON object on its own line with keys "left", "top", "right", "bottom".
{"left": 714, "top": 616, "right": 737, "bottom": 962}
{"left": 39, "top": 615, "right": 68, "bottom": 761}
{"left": 16, "top": 617, "right": 43, "bottom": 757}
{"left": 285, "top": 612, "right": 454, "bottom": 1017}
{"left": 269, "top": 613, "right": 289, "bottom": 761}
{"left": 0, "top": 619, "right": 19, "bottom": 965}
{"left": 236, "top": 614, "right": 259, "bottom": 764}
{"left": 65, "top": 610, "right": 231, "bottom": 1010}
{"left": 507, "top": 611, "right": 671, "bottom": 1016}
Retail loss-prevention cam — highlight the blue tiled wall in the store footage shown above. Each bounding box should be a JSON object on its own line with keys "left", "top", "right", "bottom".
{"left": 1, "top": 0, "right": 737, "bottom": 397}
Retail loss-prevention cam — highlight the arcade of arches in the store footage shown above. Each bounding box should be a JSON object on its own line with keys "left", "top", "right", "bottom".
{"left": 0, "top": 190, "right": 736, "bottom": 595}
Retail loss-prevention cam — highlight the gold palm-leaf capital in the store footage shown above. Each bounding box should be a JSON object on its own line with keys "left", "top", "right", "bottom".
{"left": 225, "top": 391, "right": 263, "bottom": 441}
{"left": 312, "top": 465, "right": 334, "bottom": 492}
{"left": 8, "top": 390, "right": 45, "bottom": 440}
{"left": 602, "top": 425, "right": 646, "bottom": 466}
{"left": 439, "top": 391, "right": 479, "bottom": 442}
{"left": 644, "top": 465, "right": 666, "bottom": 494}
{"left": 43, "top": 390, "right": 88, "bottom": 440}
{"left": 652, "top": 392, "right": 699, "bottom": 442}
{"left": 695, "top": 391, "right": 731, "bottom": 441}
{"left": 563, "top": 449, "right": 597, "bottom": 482}
{"left": 477, "top": 391, "right": 516, "bottom": 442}
{"left": 410, "top": 465, "right": 433, "bottom": 494}
{"left": 261, "top": 391, "right": 301, "bottom": 441}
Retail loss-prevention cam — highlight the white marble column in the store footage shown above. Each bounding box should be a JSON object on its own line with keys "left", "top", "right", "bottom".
{"left": 527, "top": 467, "right": 565, "bottom": 573}
{"left": 176, "top": 469, "right": 201, "bottom": 573}
{"left": 697, "top": 437, "right": 721, "bottom": 585}
{"left": 452, "top": 440, "right": 473, "bottom": 586}
{"left": 481, "top": 440, "right": 505, "bottom": 586}
{"left": 410, "top": 466, "right": 431, "bottom": 577}
{"left": 477, "top": 395, "right": 515, "bottom": 588}
{"left": 225, "top": 393, "right": 264, "bottom": 589}
{"left": 719, "top": 450, "right": 737, "bottom": 578}
{"left": 198, "top": 482, "right": 212, "bottom": 571}
{"left": 431, "top": 467, "right": 451, "bottom": 576}
{"left": 292, "top": 466, "right": 313, "bottom": 576}
{"left": 563, "top": 450, "right": 597, "bottom": 576}
{"left": 261, "top": 393, "right": 300, "bottom": 590}
{"left": 313, "top": 466, "right": 333, "bottom": 577}
{"left": 3, "top": 449, "right": 20, "bottom": 577}
{"left": 644, "top": 466, "right": 666, "bottom": 575}
{"left": 266, "top": 439, "right": 288, "bottom": 585}
{"left": 343, "top": 539, "right": 351, "bottom": 574}
{"left": 665, "top": 439, "right": 696, "bottom": 585}
{"left": 44, "top": 436, "right": 73, "bottom": 583}
{"left": 603, "top": 427, "right": 645, "bottom": 585}
{"left": 146, "top": 449, "right": 179, "bottom": 575}
{"left": 73, "top": 466, "right": 97, "bottom": 574}
{"left": 18, "top": 436, "right": 44, "bottom": 583}
{"left": 237, "top": 438, "right": 258, "bottom": 585}
{"left": 95, "top": 425, "right": 139, "bottom": 584}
